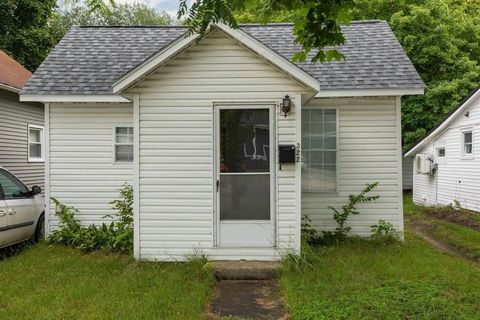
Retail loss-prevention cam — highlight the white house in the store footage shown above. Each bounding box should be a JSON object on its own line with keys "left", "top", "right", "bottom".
{"left": 20, "top": 21, "right": 424, "bottom": 261}
{"left": 0, "top": 51, "right": 44, "bottom": 191}
{"left": 405, "top": 88, "right": 480, "bottom": 211}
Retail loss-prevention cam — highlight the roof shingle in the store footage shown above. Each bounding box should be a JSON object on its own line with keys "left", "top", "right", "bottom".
{"left": 22, "top": 21, "right": 424, "bottom": 95}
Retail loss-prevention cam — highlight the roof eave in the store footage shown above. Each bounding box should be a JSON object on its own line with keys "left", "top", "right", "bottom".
{"left": 19, "top": 94, "right": 131, "bottom": 103}
{"left": 315, "top": 87, "right": 424, "bottom": 98}
{"left": 0, "top": 83, "right": 21, "bottom": 93}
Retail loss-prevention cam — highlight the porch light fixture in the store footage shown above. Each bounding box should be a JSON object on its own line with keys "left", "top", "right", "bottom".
{"left": 282, "top": 95, "right": 292, "bottom": 117}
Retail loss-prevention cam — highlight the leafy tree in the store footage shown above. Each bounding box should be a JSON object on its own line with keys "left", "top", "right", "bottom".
{"left": 178, "top": 0, "right": 354, "bottom": 63}
{"left": 53, "top": 3, "right": 173, "bottom": 32}
{"left": 0, "top": 0, "right": 59, "bottom": 71}
{"left": 354, "top": 0, "right": 480, "bottom": 149}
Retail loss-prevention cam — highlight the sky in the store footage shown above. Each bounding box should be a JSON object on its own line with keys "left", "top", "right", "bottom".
{"left": 111, "top": 0, "right": 188, "bottom": 16}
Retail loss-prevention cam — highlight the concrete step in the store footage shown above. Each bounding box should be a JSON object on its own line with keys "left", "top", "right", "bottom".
{"left": 212, "top": 261, "right": 281, "bottom": 280}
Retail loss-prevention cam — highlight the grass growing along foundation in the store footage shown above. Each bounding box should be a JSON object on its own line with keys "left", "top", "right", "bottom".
{"left": 0, "top": 243, "right": 214, "bottom": 320}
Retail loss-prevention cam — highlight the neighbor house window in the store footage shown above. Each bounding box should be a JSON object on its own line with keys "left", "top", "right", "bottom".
{"left": 462, "top": 130, "right": 473, "bottom": 157}
{"left": 301, "top": 108, "right": 337, "bottom": 193}
{"left": 28, "top": 125, "right": 44, "bottom": 162}
{"left": 114, "top": 126, "right": 133, "bottom": 162}
{"left": 437, "top": 147, "right": 445, "bottom": 157}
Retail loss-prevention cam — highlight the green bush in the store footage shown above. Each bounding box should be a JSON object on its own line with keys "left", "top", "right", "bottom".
{"left": 370, "top": 219, "right": 402, "bottom": 242}
{"left": 49, "top": 183, "right": 134, "bottom": 254}
{"left": 303, "top": 182, "right": 380, "bottom": 246}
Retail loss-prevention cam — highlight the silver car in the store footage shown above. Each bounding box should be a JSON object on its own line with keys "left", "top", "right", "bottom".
{"left": 0, "top": 167, "right": 45, "bottom": 249}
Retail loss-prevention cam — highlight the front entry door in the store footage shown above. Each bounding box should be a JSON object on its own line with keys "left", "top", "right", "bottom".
{"left": 217, "top": 106, "right": 274, "bottom": 247}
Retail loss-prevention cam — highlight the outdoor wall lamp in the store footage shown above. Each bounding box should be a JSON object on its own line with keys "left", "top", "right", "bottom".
{"left": 282, "top": 95, "right": 292, "bottom": 117}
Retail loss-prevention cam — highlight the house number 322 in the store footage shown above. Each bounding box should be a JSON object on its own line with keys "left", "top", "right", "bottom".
{"left": 296, "top": 143, "right": 301, "bottom": 162}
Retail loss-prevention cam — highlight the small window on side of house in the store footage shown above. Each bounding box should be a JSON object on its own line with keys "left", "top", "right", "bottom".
{"left": 28, "top": 125, "right": 44, "bottom": 162}
{"left": 437, "top": 147, "right": 445, "bottom": 157}
{"left": 462, "top": 130, "right": 473, "bottom": 157}
{"left": 114, "top": 126, "right": 133, "bottom": 162}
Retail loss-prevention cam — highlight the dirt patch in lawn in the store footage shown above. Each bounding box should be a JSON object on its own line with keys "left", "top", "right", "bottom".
{"left": 423, "top": 208, "right": 480, "bottom": 231}
{"left": 408, "top": 219, "right": 480, "bottom": 267}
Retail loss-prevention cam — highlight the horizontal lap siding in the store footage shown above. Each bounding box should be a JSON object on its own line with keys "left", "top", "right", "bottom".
{"left": 48, "top": 103, "right": 133, "bottom": 228}
{"left": 413, "top": 96, "right": 480, "bottom": 211}
{"left": 131, "top": 30, "right": 306, "bottom": 260}
{"left": 303, "top": 97, "right": 402, "bottom": 236}
{"left": 402, "top": 156, "right": 413, "bottom": 190}
{"left": 0, "top": 91, "right": 44, "bottom": 190}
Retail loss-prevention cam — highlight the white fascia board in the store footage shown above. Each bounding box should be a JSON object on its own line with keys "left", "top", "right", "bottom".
{"left": 20, "top": 94, "right": 131, "bottom": 103}
{"left": 0, "top": 83, "right": 21, "bottom": 93}
{"left": 404, "top": 89, "right": 480, "bottom": 157}
{"left": 112, "top": 33, "right": 201, "bottom": 93}
{"left": 214, "top": 24, "right": 320, "bottom": 92}
{"left": 315, "top": 88, "right": 424, "bottom": 98}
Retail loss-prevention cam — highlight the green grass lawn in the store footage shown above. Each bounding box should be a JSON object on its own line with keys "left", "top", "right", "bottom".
{"left": 0, "top": 243, "right": 214, "bottom": 320}
{"left": 404, "top": 193, "right": 480, "bottom": 261}
{"left": 280, "top": 194, "right": 480, "bottom": 319}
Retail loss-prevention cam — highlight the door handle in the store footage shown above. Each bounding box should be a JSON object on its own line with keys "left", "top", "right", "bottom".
{"left": 0, "top": 210, "right": 6, "bottom": 217}
{"left": 7, "top": 209, "right": 16, "bottom": 215}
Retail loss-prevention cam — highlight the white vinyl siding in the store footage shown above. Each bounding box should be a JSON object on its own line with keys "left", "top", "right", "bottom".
{"left": 0, "top": 90, "right": 44, "bottom": 190}
{"left": 303, "top": 97, "right": 403, "bottom": 236}
{"left": 129, "top": 30, "right": 308, "bottom": 260}
{"left": 47, "top": 103, "right": 133, "bottom": 230}
{"left": 413, "top": 95, "right": 480, "bottom": 211}
{"left": 402, "top": 156, "right": 414, "bottom": 190}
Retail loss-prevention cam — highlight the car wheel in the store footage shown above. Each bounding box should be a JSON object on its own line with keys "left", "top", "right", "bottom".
{"left": 33, "top": 214, "right": 45, "bottom": 243}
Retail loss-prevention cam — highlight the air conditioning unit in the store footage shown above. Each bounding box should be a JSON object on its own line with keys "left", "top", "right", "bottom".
{"left": 415, "top": 154, "right": 434, "bottom": 174}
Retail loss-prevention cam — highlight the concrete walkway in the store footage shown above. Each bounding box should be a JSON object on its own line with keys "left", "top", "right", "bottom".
{"left": 209, "top": 261, "right": 287, "bottom": 319}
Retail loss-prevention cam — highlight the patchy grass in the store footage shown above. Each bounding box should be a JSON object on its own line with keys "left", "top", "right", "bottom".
{"left": 0, "top": 243, "right": 214, "bottom": 320}
{"left": 282, "top": 195, "right": 480, "bottom": 319}
{"left": 404, "top": 193, "right": 480, "bottom": 261}
{"left": 280, "top": 234, "right": 480, "bottom": 319}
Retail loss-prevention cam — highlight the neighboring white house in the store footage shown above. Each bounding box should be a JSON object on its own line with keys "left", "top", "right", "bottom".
{"left": 405, "top": 87, "right": 480, "bottom": 211}
{"left": 0, "top": 51, "right": 44, "bottom": 191}
{"left": 21, "top": 21, "right": 424, "bottom": 261}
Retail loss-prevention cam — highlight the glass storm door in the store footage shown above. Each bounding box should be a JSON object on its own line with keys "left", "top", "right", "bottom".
{"left": 217, "top": 107, "right": 274, "bottom": 247}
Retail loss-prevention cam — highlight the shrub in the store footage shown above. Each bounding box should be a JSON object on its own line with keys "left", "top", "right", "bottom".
{"left": 370, "top": 219, "right": 402, "bottom": 242}
{"left": 303, "top": 182, "right": 380, "bottom": 246}
{"left": 49, "top": 183, "right": 134, "bottom": 254}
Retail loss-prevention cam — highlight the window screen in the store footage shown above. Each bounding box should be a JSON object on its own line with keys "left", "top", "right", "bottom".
{"left": 302, "top": 108, "right": 337, "bottom": 192}
{"left": 115, "top": 127, "right": 133, "bottom": 162}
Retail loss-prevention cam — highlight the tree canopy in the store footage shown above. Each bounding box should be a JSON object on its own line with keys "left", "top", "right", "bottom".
{"left": 0, "top": 0, "right": 59, "bottom": 71}
{"left": 354, "top": 0, "right": 480, "bottom": 149}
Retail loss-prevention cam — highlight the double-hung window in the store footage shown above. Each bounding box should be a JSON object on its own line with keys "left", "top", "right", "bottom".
{"left": 462, "top": 130, "right": 473, "bottom": 158}
{"left": 302, "top": 108, "right": 337, "bottom": 193}
{"left": 114, "top": 126, "right": 134, "bottom": 162}
{"left": 28, "top": 124, "right": 44, "bottom": 162}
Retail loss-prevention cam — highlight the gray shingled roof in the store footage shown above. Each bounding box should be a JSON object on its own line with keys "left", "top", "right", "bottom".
{"left": 22, "top": 20, "right": 424, "bottom": 95}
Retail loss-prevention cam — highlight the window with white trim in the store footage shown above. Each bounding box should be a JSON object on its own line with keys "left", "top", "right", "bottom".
{"left": 28, "top": 125, "right": 44, "bottom": 162}
{"left": 462, "top": 130, "right": 473, "bottom": 157}
{"left": 301, "top": 108, "right": 337, "bottom": 193}
{"left": 114, "top": 126, "right": 133, "bottom": 162}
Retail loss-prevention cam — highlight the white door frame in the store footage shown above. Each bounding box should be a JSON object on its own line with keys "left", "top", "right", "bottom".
{"left": 213, "top": 102, "right": 276, "bottom": 247}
